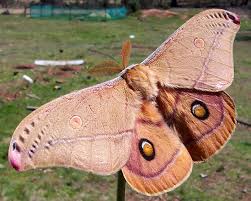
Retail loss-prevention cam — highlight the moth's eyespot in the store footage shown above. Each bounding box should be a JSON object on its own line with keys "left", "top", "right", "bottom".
{"left": 194, "top": 37, "right": 205, "bottom": 48}
{"left": 12, "top": 142, "right": 21, "bottom": 152}
{"left": 139, "top": 139, "right": 155, "bottom": 161}
{"left": 69, "top": 115, "right": 83, "bottom": 129}
{"left": 191, "top": 100, "right": 209, "bottom": 120}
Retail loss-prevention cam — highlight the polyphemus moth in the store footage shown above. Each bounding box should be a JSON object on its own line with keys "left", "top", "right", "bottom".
{"left": 8, "top": 9, "right": 240, "bottom": 196}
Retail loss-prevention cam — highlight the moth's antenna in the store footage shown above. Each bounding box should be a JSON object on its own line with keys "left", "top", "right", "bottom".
{"left": 121, "top": 40, "right": 132, "bottom": 69}
{"left": 88, "top": 40, "right": 132, "bottom": 76}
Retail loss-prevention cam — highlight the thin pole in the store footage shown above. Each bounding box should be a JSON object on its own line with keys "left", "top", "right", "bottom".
{"left": 237, "top": 119, "right": 251, "bottom": 127}
{"left": 116, "top": 170, "right": 126, "bottom": 201}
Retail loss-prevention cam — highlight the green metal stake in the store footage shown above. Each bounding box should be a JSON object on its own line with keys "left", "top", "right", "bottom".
{"left": 116, "top": 170, "right": 126, "bottom": 201}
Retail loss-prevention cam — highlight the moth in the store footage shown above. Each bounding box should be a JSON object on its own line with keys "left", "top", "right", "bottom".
{"left": 8, "top": 9, "right": 240, "bottom": 196}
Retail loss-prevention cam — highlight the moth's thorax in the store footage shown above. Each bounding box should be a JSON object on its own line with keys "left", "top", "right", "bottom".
{"left": 122, "top": 64, "right": 158, "bottom": 100}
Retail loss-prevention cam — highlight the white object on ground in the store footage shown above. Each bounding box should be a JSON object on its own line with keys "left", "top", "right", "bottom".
{"left": 34, "top": 60, "right": 84, "bottom": 66}
{"left": 129, "top": 35, "right": 135, "bottom": 39}
{"left": 22, "top": 75, "right": 33, "bottom": 84}
{"left": 199, "top": 173, "right": 208, "bottom": 178}
{"left": 26, "top": 93, "right": 41, "bottom": 100}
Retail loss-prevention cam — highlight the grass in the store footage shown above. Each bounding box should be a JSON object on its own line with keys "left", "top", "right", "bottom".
{"left": 0, "top": 10, "right": 251, "bottom": 201}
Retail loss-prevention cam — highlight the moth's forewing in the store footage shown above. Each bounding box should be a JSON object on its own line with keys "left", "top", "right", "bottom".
{"left": 142, "top": 9, "right": 240, "bottom": 92}
{"left": 9, "top": 78, "right": 141, "bottom": 174}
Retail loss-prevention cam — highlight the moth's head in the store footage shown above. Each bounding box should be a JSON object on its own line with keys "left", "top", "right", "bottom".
{"left": 121, "top": 63, "right": 158, "bottom": 100}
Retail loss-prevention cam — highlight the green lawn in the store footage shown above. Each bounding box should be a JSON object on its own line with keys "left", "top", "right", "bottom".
{"left": 0, "top": 10, "right": 250, "bottom": 201}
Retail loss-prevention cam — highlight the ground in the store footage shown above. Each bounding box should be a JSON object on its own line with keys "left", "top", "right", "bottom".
{"left": 0, "top": 8, "right": 250, "bottom": 201}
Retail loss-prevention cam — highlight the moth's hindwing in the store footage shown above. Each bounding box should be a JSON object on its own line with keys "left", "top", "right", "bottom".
{"left": 122, "top": 102, "right": 193, "bottom": 195}
{"left": 157, "top": 87, "right": 236, "bottom": 162}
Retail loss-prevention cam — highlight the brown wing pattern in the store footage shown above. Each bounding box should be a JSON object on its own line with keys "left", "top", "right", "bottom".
{"left": 8, "top": 78, "right": 141, "bottom": 174}
{"left": 142, "top": 9, "right": 240, "bottom": 92}
{"left": 157, "top": 86, "right": 236, "bottom": 162}
{"left": 122, "top": 102, "right": 193, "bottom": 195}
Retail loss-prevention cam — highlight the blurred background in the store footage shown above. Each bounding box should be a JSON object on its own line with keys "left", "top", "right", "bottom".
{"left": 0, "top": 0, "right": 250, "bottom": 201}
